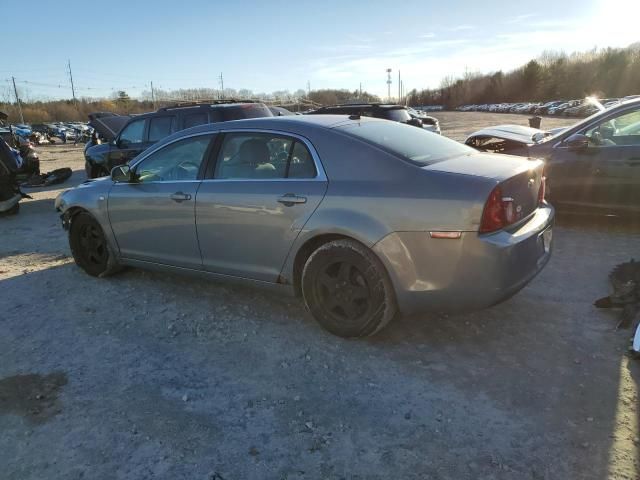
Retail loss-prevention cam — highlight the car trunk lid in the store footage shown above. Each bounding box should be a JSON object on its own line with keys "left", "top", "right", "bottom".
{"left": 423, "top": 152, "right": 545, "bottom": 226}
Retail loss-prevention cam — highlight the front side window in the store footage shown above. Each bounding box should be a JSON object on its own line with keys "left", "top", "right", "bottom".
{"left": 148, "top": 116, "right": 175, "bottom": 143}
{"left": 119, "top": 119, "right": 145, "bottom": 145}
{"left": 134, "top": 135, "right": 213, "bottom": 183}
{"left": 214, "top": 133, "right": 316, "bottom": 179}
{"left": 583, "top": 107, "right": 640, "bottom": 146}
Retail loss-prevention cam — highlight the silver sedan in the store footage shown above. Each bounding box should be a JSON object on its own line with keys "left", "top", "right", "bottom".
{"left": 55, "top": 115, "right": 554, "bottom": 337}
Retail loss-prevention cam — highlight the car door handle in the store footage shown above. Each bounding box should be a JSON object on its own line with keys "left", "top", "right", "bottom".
{"left": 170, "top": 192, "right": 192, "bottom": 202}
{"left": 277, "top": 194, "right": 307, "bottom": 206}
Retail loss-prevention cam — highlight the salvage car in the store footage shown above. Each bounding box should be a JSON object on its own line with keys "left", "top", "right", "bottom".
{"left": 465, "top": 98, "right": 640, "bottom": 215}
{"left": 84, "top": 101, "right": 273, "bottom": 178}
{"left": 57, "top": 115, "right": 553, "bottom": 337}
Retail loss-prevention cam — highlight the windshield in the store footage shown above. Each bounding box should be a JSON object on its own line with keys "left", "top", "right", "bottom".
{"left": 536, "top": 104, "right": 617, "bottom": 144}
{"left": 337, "top": 120, "right": 474, "bottom": 165}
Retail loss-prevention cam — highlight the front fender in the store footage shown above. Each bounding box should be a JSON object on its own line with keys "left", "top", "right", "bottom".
{"left": 55, "top": 178, "right": 119, "bottom": 256}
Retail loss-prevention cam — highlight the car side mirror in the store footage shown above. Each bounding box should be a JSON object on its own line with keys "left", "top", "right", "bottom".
{"left": 111, "top": 165, "right": 133, "bottom": 183}
{"left": 565, "top": 133, "right": 589, "bottom": 151}
{"left": 407, "top": 117, "right": 423, "bottom": 128}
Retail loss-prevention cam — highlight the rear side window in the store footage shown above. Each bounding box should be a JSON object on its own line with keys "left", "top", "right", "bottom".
{"left": 148, "top": 116, "right": 175, "bottom": 142}
{"left": 214, "top": 133, "right": 316, "bottom": 179}
{"left": 221, "top": 104, "right": 274, "bottom": 121}
{"left": 338, "top": 120, "right": 474, "bottom": 166}
{"left": 184, "top": 112, "right": 208, "bottom": 129}
{"left": 380, "top": 109, "right": 411, "bottom": 122}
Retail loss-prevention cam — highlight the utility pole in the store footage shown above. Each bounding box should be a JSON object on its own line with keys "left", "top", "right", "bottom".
{"left": 398, "top": 70, "right": 401, "bottom": 103}
{"left": 11, "top": 77, "right": 24, "bottom": 124}
{"left": 386, "top": 68, "right": 392, "bottom": 102}
{"left": 307, "top": 80, "right": 311, "bottom": 97}
{"left": 359, "top": 82, "right": 362, "bottom": 98}
{"left": 150, "top": 81, "right": 156, "bottom": 109}
{"left": 67, "top": 59, "right": 77, "bottom": 108}
{"left": 219, "top": 73, "right": 224, "bottom": 99}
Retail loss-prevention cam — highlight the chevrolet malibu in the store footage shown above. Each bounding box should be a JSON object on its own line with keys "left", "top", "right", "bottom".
{"left": 56, "top": 115, "right": 554, "bottom": 337}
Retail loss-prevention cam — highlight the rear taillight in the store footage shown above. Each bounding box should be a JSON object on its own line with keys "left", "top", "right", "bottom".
{"left": 479, "top": 186, "right": 506, "bottom": 233}
{"left": 479, "top": 185, "right": 522, "bottom": 233}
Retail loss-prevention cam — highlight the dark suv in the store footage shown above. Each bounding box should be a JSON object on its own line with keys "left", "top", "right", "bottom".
{"left": 307, "top": 103, "right": 440, "bottom": 133}
{"left": 84, "top": 101, "right": 273, "bottom": 178}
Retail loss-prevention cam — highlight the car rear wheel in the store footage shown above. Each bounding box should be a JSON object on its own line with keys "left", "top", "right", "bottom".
{"left": 69, "top": 212, "right": 117, "bottom": 277}
{"left": 301, "top": 239, "right": 397, "bottom": 337}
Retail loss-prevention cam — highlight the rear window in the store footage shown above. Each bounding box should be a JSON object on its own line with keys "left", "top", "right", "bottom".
{"left": 221, "top": 104, "right": 273, "bottom": 121}
{"left": 378, "top": 109, "right": 411, "bottom": 122}
{"left": 184, "top": 112, "right": 208, "bottom": 129}
{"left": 337, "top": 120, "right": 474, "bottom": 166}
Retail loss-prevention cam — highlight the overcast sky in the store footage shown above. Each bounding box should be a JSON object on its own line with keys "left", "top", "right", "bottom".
{"left": 2, "top": 0, "right": 638, "bottom": 100}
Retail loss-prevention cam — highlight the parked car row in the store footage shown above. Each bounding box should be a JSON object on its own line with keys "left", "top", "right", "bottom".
{"left": 457, "top": 95, "right": 640, "bottom": 117}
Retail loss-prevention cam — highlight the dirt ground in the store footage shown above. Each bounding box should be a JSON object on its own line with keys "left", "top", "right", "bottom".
{"left": 1, "top": 112, "right": 639, "bottom": 480}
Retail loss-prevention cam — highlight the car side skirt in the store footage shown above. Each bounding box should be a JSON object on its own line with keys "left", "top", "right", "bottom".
{"left": 119, "top": 257, "right": 297, "bottom": 297}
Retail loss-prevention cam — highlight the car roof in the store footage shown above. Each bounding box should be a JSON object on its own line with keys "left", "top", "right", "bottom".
{"left": 131, "top": 101, "right": 266, "bottom": 120}
{"left": 313, "top": 103, "right": 407, "bottom": 111}
{"left": 148, "top": 114, "right": 382, "bottom": 149}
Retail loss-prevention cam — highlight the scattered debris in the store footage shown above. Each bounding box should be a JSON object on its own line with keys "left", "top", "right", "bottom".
{"left": 21, "top": 168, "right": 72, "bottom": 188}
{"left": 594, "top": 260, "right": 640, "bottom": 329}
{"left": 595, "top": 260, "right": 640, "bottom": 357}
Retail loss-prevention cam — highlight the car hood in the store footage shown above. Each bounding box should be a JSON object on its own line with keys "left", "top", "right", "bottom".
{"left": 465, "top": 124, "right": 549, "bottom": 145}
{"left": 88, "top": 113, "right": 131, "bottom": 141}
{"left": 422, "top": 152, "right": 543, "bottom": 182}
{"left": 465, "top": 124, "right": 570, "bottom": 146}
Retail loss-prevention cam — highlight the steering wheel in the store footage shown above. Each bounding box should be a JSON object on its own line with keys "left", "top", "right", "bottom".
{"left": 173, "top": 161, "right": 200, "bottom": 180}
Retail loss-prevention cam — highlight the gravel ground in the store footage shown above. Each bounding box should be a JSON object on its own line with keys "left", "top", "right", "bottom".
{"left": 1, "top": 112, "right": 639, "bottom": 480}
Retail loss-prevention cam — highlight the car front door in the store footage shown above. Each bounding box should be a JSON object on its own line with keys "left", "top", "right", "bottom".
{"left": 108, "top": 134, "right": 215, "bottom": 269}
{"left": 548, "top": 105, "right": 640, "bottom": 212}
{"left": 195, "top": 131, "right": 327, "bottom": 282}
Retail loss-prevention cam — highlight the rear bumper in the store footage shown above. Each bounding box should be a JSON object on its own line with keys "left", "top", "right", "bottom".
{"left": 373, "top": 205, "right": 554, "bottom": 314}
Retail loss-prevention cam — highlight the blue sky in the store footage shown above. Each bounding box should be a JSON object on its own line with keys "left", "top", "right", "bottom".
{"left": 2, "top": 0, "right": 638, "bottom": 100}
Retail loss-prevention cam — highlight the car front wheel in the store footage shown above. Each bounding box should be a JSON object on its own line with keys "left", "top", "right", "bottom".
{"left": 69, "top": 212, "right": 118, "bottom": 277}
{"left": 301, "top": 239, "right": 397, "bottom": 337}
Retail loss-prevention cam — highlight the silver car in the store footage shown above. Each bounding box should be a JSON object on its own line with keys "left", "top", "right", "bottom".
{"left": 55, "top": 115, "right": 554, "bottom": 337}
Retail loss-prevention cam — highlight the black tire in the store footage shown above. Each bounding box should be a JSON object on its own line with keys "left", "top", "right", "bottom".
{"left": 0, "top": 202, "right": 19, "bottom": 217}
{"left": 301, "top": 239, "right": 397, "bottom": 338}
{"left": 69, "top": 212, "right": 115, "bottom": 277}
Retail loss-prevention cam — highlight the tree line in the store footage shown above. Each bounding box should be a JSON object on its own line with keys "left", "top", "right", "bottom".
{"left": 407, "top": 44, "right": 640, "bottom": 108}
{"left": 0, "top": 87, "right": 380, "bottom": 123}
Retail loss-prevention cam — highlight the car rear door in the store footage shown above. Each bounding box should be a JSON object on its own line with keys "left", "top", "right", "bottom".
{"left": 108, "top": 133, "right": 215, "bottom": 269}
{"left": 195, "top": 131, "right": 327, "bottom": 282}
